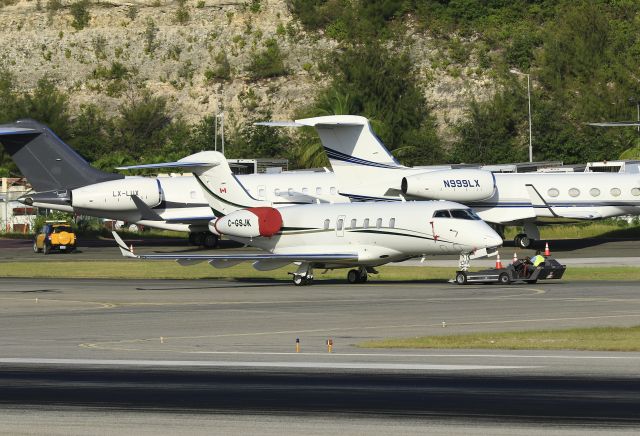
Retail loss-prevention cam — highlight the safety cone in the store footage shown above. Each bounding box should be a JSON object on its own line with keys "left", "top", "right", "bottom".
{"left": 495, "top": 252, "right": 503, "bottom": 269}
{"left": 544, "top": 242, "right": 550, "bottom": 256}
{"left": 512, "top": 252, "right": 518, "bottom": 263}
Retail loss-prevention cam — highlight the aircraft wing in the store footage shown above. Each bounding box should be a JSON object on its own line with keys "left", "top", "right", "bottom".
{"left": 112, "top": 232, "right": 358, "bottom": 265}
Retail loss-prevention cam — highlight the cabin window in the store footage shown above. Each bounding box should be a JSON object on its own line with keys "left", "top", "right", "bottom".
{"left": 274, "top": 188, "right": 280, "bottom": 196}
{"left": 611, "top": 187, "right": 621, "bottom": 197}
{"left": 433, "top": 210, "right": 451, "bottom": 218}
{"left": 632, "top": 188, "right": 640, "bottom": 196}
{"left": 330, "top": 187, "right": 337, "bottom": 195}
{"left": 302, "top": 187, "right": 308, "bottom": 195}
{"left": 389, "top": 218, "right": 395, "bottom": 228}
{"left": 323, "top": 219, "right": 330, "bottom": 230}
{"left": 548, "top": 188, "right": 559, "bottom": 197}
{"left": 350, "top": 218, "right": 357, "bottom": 228}
{"left": 590, "top": 188, "right": 600, "bottom": 197}
{"left": 258, "top": 188, "right": 265, "bottom": 198}
{"left": 288, "top": 188, "right": 294, "bottom": 196}
{"left": 363, "top": 218, "right": 370, "bottom": 229}
{"left": 568, "top": 188, "right": 580, "bottom": 197}
{"left": 316, "top": 187, "right": 322, "bottom": 195}
{"left": 190, "top": 190, "right": 197, "bottom": 199}
{"left": 337, "top": 218, "right": 344, "bottom": 231}
{"left": 376, "top": 218, "right": 382, "bottom": 228}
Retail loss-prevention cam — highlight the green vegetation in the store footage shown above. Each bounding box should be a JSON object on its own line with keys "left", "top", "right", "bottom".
{"left": 205, "top": 51, "right": 231, "bottom": 82}
{"left": 175, "top": 0, "right": 190, "bottom": 24}
{"left": 359, "top": 326, "right": 640, "bottom": 352}
{"left": 247, "top": 38, "right": 288, "bottom": 80}
{"left": 143, "top": 18, "right": 159, "bottom": 55}
{"left": 505, "top": 220, "right": 640, "bottom": 241}
{"left": 70, "top": 0, "right": 91, "bottom": 30}
{"left": 2, "top": 1, "right": 640, "bottom": 172}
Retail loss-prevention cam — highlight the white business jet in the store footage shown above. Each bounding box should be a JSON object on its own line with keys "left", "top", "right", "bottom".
{"left": 113, "top": 150, "right": 503, "bottom": 285}
{"left": 261, "top": 116, "right": 640, "bottom": 248}
{"left": 0, "top": 119, "right": 346, "bottom": 248}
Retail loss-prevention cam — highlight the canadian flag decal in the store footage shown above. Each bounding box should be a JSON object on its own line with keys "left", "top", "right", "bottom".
{"left": 219, "top": 187, "right": 227, "bottom": 193}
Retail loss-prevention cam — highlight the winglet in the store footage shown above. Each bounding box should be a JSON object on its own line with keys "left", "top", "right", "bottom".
{"left": 112, "top": 231, "right": 138, "bottom": 258}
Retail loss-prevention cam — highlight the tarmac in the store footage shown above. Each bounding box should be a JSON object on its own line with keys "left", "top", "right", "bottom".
{"left": 1, "top": 237, "right": 639, "bottom": 432}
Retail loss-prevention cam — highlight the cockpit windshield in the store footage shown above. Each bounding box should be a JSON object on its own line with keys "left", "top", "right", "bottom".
{"left": 433, "top": 209, "right": 481, "bottom": 220}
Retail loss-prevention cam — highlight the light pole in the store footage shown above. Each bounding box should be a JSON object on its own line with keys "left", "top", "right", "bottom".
{"left": 510, "top": 69, "right": 533, "bottom": 162}
{"left": 629, "top": 98, "right": 640, "bottom": 133}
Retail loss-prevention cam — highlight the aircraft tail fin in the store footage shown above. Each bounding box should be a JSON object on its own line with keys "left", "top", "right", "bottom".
{"left": 257, "top": 115, "right": 405, "bottom": 198}
{"left": 120, "top": 151, "right": 267, "bottom": 216}
{"left": 0, "top": 119, "right": 123, "bottom": 191}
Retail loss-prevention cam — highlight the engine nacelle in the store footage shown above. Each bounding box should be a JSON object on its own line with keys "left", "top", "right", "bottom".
{"left": 71, "top": 178, "right": 162, "bottom": 211}
{"left": 212, "top": 207, "right": 283, "bottom": 238}
{"left": 401, "top": 169, "right": 496, "bottom": 201}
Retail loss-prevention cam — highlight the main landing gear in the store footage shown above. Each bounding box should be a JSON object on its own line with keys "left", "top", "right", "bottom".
{"left": 188, "top": 231, "right": 219, "bottom": 249}
{"left": 347, "top": 267, "right": 368, "bottom": 284}
{"left": 514, "top": 233, "right": 533, "bottom": 249}
{"left": 292, "top": 263, "right": 314, "bottom": 286}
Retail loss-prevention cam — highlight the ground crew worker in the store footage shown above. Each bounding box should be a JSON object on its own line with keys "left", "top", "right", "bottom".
{"left": 530, "top": 250, "right": 546, "bottom": 267}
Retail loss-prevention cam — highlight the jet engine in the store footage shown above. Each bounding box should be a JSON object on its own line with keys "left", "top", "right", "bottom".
{"left": 211, "top": 207, "right": 283, "bottom": 238}
{"left": 401, "top": 169, "right": 496, "bottom": 201}
{"left": 71, "top": 178, "right": 163, "bottom": 211}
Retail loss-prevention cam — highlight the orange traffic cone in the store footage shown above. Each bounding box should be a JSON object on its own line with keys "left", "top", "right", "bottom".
{"left": 512, "top": 252, "right": 518, "bottom": 263}
{"left": 495, "top": 252, "right": 503, "bottom": 269}
{"left": 544, "top": 242, "right": 550, "bottom": 256}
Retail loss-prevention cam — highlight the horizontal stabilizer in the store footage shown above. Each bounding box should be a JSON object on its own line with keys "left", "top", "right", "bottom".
{"left": 254, "top": 121, "right": 304, "bottom": 127}
{"left": 0, "top": 127, "right": 38, "bottom": 135}
{"left": 116, "top": 161, "right": 218, "bottom": 170}
{"left": 587, "top": 121, "right": 640, "bottom": 127}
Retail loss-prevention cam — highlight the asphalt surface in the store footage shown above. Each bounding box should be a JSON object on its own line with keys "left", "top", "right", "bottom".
{"left": 1, "top": 238, "right": 640, "bottom": 432}
{"left": 2, "top": 236, "right": 640, "bottom": 266}
{"left": 0, "top": 277, "right": 639, "bottom": 431}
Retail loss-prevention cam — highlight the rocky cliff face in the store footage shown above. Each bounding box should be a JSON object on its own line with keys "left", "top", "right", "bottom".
{"left": 0, "top": 0, "right": 494, "bottom": 138}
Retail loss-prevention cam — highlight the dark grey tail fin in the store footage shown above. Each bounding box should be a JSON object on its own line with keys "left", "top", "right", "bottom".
{"left": 0, "top": 119, "right": 122, "bottom": 191}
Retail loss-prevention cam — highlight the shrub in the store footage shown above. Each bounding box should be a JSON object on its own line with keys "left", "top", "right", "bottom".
{"left": 70, "top": 0, "right": 91, "bottom": 30}
{"left": 246, "top": 38, "right": 288, "bottom": 80}
{"left": 205, "top": 51, "right": 231, "bottom": 81}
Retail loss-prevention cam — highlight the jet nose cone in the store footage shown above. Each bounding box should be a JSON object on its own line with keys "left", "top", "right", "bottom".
{"left": 484, "top": 232, "right": 504, "bottom": 248}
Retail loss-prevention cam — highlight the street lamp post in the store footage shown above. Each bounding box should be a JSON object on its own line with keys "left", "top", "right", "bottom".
{"left": 510, "top": 69, "right": 533, "bottom": 163}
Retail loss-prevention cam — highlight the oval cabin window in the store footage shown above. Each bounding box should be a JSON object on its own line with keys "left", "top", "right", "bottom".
{"left": 568, "top": 188, "right": 580, "bottom": 197}
{"left": 590, "top": 188, "right": 600, "bottom": 197}
{"left": 548, "top": 188, "right": 559, "bottom": 197}
{"left": 632, "top": 188, "right": 640, "bottom": 196}
{"left": 610, "top": 188, "right": 621, "bottom": 197}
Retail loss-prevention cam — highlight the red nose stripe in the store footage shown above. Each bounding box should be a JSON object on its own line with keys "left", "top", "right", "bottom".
{"left": 247, "top": 207, "right": 283, "bottom": 237}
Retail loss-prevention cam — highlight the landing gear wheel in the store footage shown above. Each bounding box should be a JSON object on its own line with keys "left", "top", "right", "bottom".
{"left": 203, "top": 233, "right": 218, "bottom": 249}
{"left": 192, "top": 232, "right": 205, "bottom": 247}
{"left": 33, "top": 241, "right": 40, "bottom": 253}
{"left": 347, "top": 269, "right": 359, "bottom": 284}
{"left": 359, "top": 272, "right": 368, "bottom": 283}
{"left": 514, "top": 234, "right": 533, "bottom": 249}
{"left": 498, "top": 273, "right": 511, "bottom": 284}
{"left": 455, "top": 271, "right": 467, "bottom": 285}
{"left": 43, "top": 243, "right": 50, "bottom": 255}
{"left": 293, "top": 275, "right": 313, "bottom": 286}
